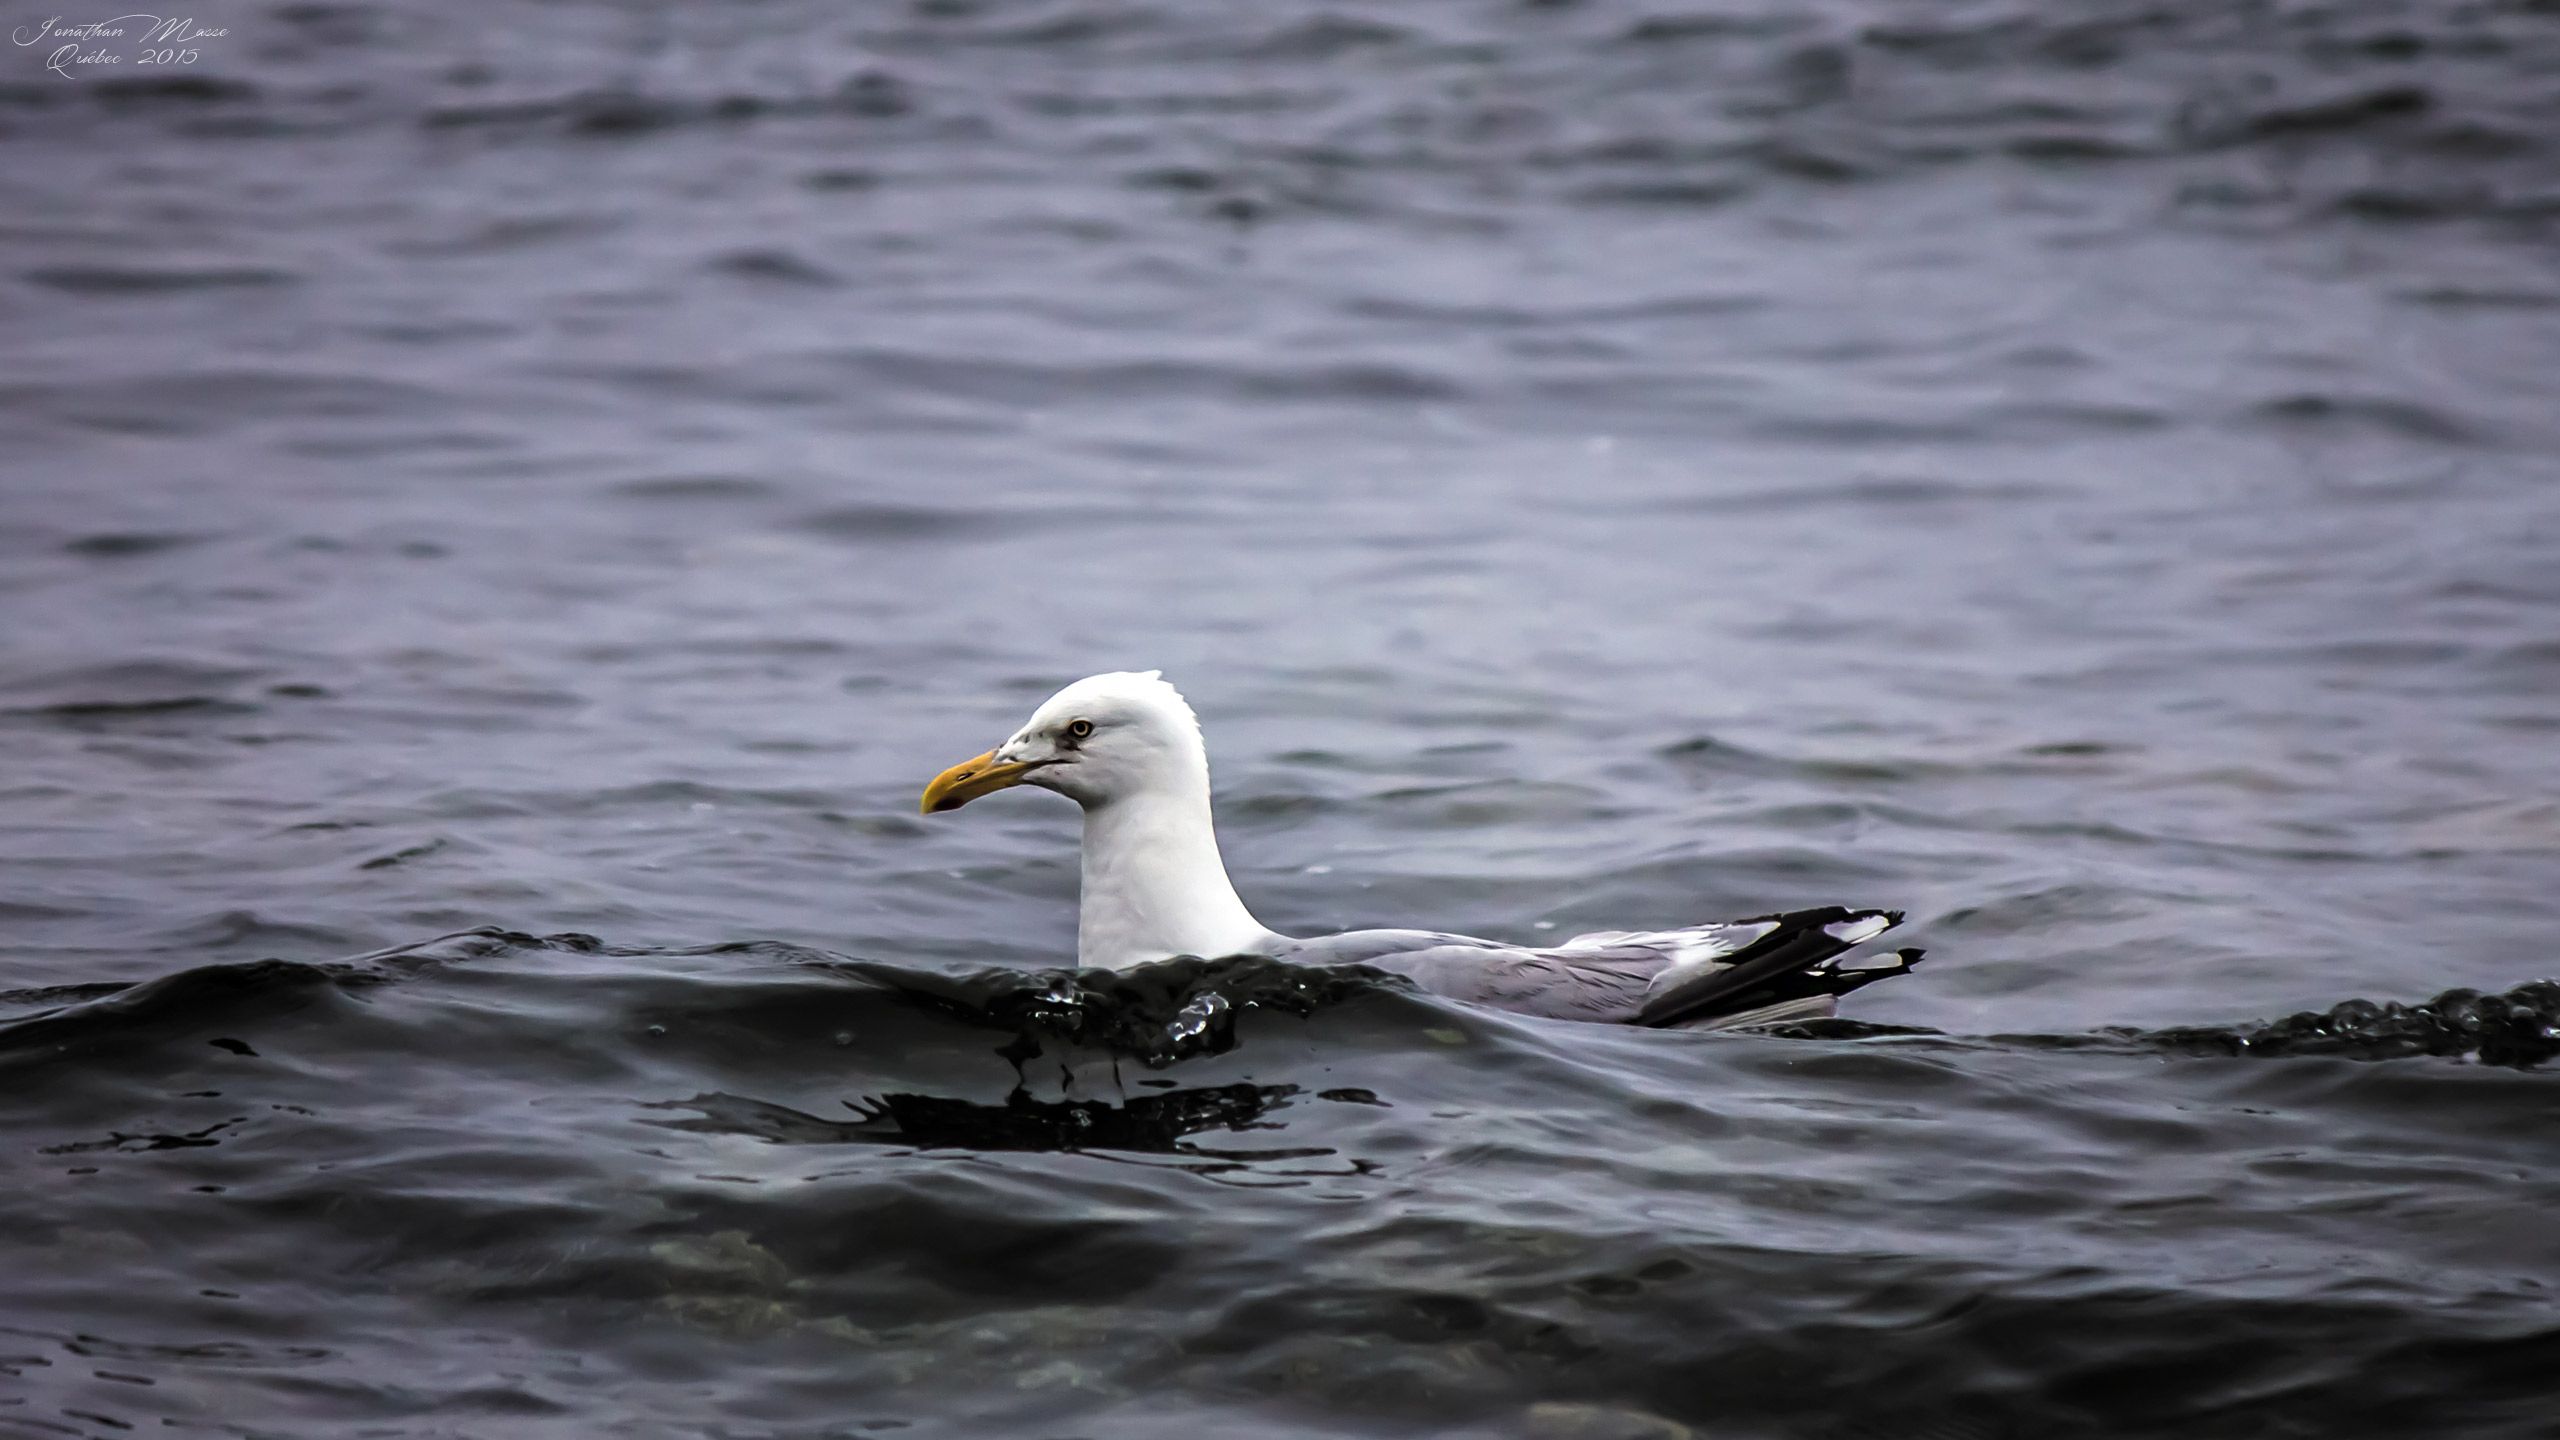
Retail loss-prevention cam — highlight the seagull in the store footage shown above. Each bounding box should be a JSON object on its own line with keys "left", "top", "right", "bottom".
{"left": 920, "top": 671, "right": 1923, "bottom": 1028}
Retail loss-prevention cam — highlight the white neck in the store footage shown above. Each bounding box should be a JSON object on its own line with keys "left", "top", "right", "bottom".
{"left": 1076, "top": 778, "right": 1276, "bottom": 968}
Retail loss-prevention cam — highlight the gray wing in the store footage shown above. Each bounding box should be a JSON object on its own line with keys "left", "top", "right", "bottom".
{"left": 1264, "top": 908, "right": 1920, "bottom": 1029}
{"left": 1271, "top": 929, "right": 1662, "bottom": 1024}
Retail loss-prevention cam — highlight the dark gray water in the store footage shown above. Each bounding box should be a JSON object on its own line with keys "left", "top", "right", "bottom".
{"left": 6, "top": 1, "right": 2560, "bottom": 1435}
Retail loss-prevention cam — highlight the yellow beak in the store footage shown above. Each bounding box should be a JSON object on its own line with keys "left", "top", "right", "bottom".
{"left": 920, "top": 750, "right": 1041, "bottom": 814}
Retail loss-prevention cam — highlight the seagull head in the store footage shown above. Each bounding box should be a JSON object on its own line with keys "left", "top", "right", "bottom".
{"left": 920, "top": 670, "right": 1209, "bottom": 814}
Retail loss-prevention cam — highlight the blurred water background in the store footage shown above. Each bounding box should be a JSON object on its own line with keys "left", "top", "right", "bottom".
{"left": 4, "top": 1, "right": 2559, "bottom": 1436}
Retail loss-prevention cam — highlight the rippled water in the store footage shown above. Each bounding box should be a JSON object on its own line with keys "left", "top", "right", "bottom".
{"left": 6, "top": 1, "right": 2559, "bottom": 1435}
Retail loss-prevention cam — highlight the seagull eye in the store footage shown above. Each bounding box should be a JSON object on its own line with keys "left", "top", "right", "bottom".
{"left": 1066, "top": 719, "right": 1094, "bottom": 741}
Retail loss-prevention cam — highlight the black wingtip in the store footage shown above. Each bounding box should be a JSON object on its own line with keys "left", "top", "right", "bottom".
{"left": 1637, "top": 908, "right": 1922, "bottom": 1029}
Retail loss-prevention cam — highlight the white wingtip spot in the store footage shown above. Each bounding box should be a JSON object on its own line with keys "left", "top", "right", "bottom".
{"left": 1824, "top": 914, "right": 1893, "bottom": 945}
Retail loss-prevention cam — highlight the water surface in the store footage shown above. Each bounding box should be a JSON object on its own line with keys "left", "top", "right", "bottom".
{"left": 5, "top": 0, "right": 2558, "bottom": 1435}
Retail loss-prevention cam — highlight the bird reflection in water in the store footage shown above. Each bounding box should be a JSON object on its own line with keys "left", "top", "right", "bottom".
{"left": 649, "top": 1080, "right": 1380, "bottom": 1184}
